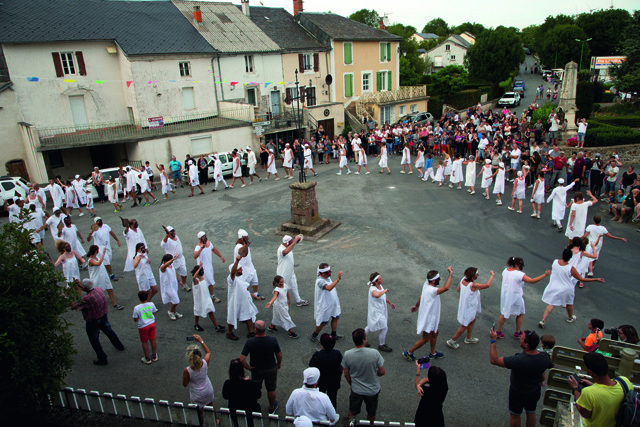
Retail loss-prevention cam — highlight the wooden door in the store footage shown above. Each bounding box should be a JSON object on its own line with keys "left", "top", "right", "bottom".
{"left": 6, "top": 159, "right": 29, "bottom": 181}
{"left": 318, "top": 119, "right": 334, "bottom": 141}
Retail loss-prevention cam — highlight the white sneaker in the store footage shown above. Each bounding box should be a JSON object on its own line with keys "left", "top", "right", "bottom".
{"left": 470, "top": 191, "right": 475, "bottom": 195}
{"left": 508, "top": 207, "right": 515, "bottom": 211}
{"left": 464, "top": 337, "right": 479, "bottom": 344}
{"left": 78, "top": 213, "right": 85, "bottom": 217}
{"left": 531, "top": 213, "right": 537, "bottom": 217}
{"left": 346, "top": 170, "right": 351, "bottom": 175}
{"left": 536, "top": 213, "right": 541, "bottom": 219}
{"left": 241, "top": 184, "right": 246, "bottom": 188}
{"left": 538, "top": 320, "right": 546, "bottom": 328}
{"left": 496, "top": 200, "right": 502, "bottom": 205}
{"left": 275, "top": 178, "right": 280, "bottom": 181}
{"left": 336, "top": 172, "right": 342, "bottom": 175}
{"left": 446, "top": 339, "right": 459, "bottom": 349}
{"left": 168, "top": 311, "right": 176, "bottom": 320}
{"left": 174, "top": 312, "right": 184, "bottom": 319}
{"left": 567, "top": 315, "right": 577, "bottom": 323}
{"left": 354, "top": 172, "right": 360, "bottom": 175}
{"left": 400, "top": 171, "right": 405, "bottom": 174}
{"left": 366, "top": 171, "right": 370, "bottom": 175}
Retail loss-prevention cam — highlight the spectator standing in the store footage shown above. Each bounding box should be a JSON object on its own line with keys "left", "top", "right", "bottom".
{"left": 183, "top": 335, "right": 219, "bottom": 426}
{"left": 309, "top": 333, "right": 342, "bottom": 410}
{"left": 489, "top": 329, "right": 553, "bottom": 427}
{"left": 197, "top": 155, "right": 209, "bottom": 186}
{"left": 168, "top": 156, "right": 182, "bottom": 188}
{"left": 413, "top": 362, "right": 448, "bottom": 427}
{"left": 286, "top": 367, "right": 338, "bottom": 424}
{"left": 571, "top": 152, "right": 587, "bottom": 192}
{"left": 577, "top": 118, "right": 588, "bottom": 148}
{"left": 341, "top": 328, "right": 385, "bottom": 424}
{"left": 604, "top": 158, "right": 619, "bottom": 194}
{"left": 223, "top": 358, "right": 262, "bottom": 427}
{"left": 240, "top": 320, "right": 283, "bottom": 414}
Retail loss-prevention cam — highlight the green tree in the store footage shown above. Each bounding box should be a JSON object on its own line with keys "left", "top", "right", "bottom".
{"left": 453, "top": 22, "right": 486, "bottom": 37}
{"left": 422, "top": 18, "right": 450, "bottom": 37}
{"left": 520, "top": 25, "right": 538, "bottom": 49}
{"left": 348, "top": 9, "right": 380, "bottom": 28}
{"left": 0, "top": 220, "right": 76, "bottom": 414}
{"left": 430, "top": 65, "right": 468, "bottom": 95}
{"left": 539, "top": 24, "right": 590, "bottom": 69}
{"left": 388, "top": 23, "right": 426, "bottom": 85}
{"left": 610, "top": 11, "right": 640, "bottom": 94}
{"left": 465, "top": 26, "right": 525, "bottom": 84}
{"left": 534, "top": 14, "right": 575, "bottom": 56}
{"left": 576, "top": 80, "right": 594, "bottom": 120}
{"left": 576, "top": 9, "right": 632, "bottom": 57}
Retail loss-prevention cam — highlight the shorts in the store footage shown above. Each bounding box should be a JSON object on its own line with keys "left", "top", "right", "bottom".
{"left": 174, "top": 262, "right": 187, "bottom": 277}
{"left": 172, "top": 170, "right": 181, "bottom": 181}
{"left": 508, "top": 387, "right": 541, "bottom": 416}
{"left": 321, "top": 315, "right": 340, "bottom": 325}
{"left": 349, "top": 391, "right": 379, "bottom": 417}
{"left": 138, "top": 323, "right": 156, "bottom": 343}
{"left": 251, "top": 368, "right": 278, "bottom": 392}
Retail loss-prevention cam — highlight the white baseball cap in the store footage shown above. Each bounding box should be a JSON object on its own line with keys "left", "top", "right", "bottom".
{"left": 93, "top": 217, "right": 102, "bottom": 223}
{"left": 303, "top": 367, "right": 320, "bottom": 385}
{"left": 246, "top": 146, "right": 252, "bottom": 151}
{"left": 197, "top": 231, "right": 206, "bottom": 239}
{"left": 166, "top": 226, "right": 175, "bottom": 232}
{"left": 282, "top": 235, "right": 293, "bottom": 244}
{"left": 558, "top": 178, "right": 565, "bottom": 184}
{"left": 237, "top": 229, "right": 248, "bottom": 238}
{"left": 75, "top": 174, "right": 80, "bottom": 179}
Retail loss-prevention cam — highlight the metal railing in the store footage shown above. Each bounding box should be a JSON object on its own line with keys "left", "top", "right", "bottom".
{"left": 357, "top": 85, "right": 428, "bottom": 106}
{"left": 37, "top": 108, "right": 253, "bottom": 149}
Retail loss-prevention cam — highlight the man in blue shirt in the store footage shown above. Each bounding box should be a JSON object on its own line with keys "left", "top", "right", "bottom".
{"left": 168, "top": 156, "right": 183, "bottom": 188}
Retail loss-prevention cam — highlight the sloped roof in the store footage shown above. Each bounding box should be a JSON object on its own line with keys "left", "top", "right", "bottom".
{"left": 296, "top": 12, "right": 402, "bottom": 44}
{"left": 0, "top": 0, "right": 217, "bottom": 55}
{"left": 239, "top": 6, "right": 326, "bottom": 52}
{"left": 450, "top": 34, "right": 472, "bottom": 48}
{"left": 172, "top": 1, "right": 280, "bottom": 54}
{"left": 415, "top": 32, "right": 439, "bottom": 40}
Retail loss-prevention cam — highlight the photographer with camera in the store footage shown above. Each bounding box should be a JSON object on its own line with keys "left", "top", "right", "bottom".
{"left": 577, "top": 319, "right": 603, "bottom": 352}
{"left": 603, "top": 324, "right": 639, "bottom": 344}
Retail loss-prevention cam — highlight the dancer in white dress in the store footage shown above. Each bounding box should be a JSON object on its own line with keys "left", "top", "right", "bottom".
{"left": 364, "top": 273, "right": 395, "bottom": 352}
{"left": 188, "top": 160, "right": 205, "bottom": 196}
{"left": 265, "top": 275, "right": 298, "bottom": 338}
{"left": 155, "top": 163, "right": 174, "bottom": 199}
{"left": 123, "top": 219, "right": 146, "bottom": 272}
{"left": 530, "top": 172, "right": 546, "bottom": 218}
{"left": 211, "top": 154, "right": 230, "bottom": 191}
{"left": 377, "top": 145, "right": 390, "bottom": 174}
{"left": 87, "top": 217, "right": 121, "bottom": 281}
{"left": 446, "top": 268, "right": 494, "bottom": 349}
{"left": 87, "top": 245, "right": 122, "bottom": 309}
{"left": 54, "top": 240, "right": 84, "bottom": 284}
{"left": 539, "top": 248, "right": 604, "bottom": 327}
{"left": 106, "top": 177, "right": 123, "bottom": 212}
{"left": 234, "top": 229, "right": 263, "bottom": 299}
{"left": 43, "top": 178, "right": 67, "bottom": 215}
{"left": 432, "top": 160, "right": 444, "bottom": 185}
{"left": 311, "top": 263, "right": 344, "bottom": 343}
{"left": 265, "top": 150, "right": 280, "bottom": 181}
{"left": 489, "top": 162, "right": 506, "bottom": 205}
{"left": 160, "top": 226, "right": 189, "bottom": 291}
{"left": 415, "top": 146, "right": 425, "bottom": 177}
{"left": 303, "top": 144, "right": 318, "bottom": 177}
{"left": 337, "top": 145, "right": 351, "bottom": 175}
{"left": 509, "top": 170, "right": 527, "bottom": 213}
{"left": 72, "top": 175, "right": 87, "bottom": 214}
{"left": 442, "top": 153, "right": 452, "bottom": 184}
{"left": 58, "top": 216, "right": 86, "bottom": 256}
{"left": 565, "top": 191, "right": 598, "bottom": 243}
{"left": 546, "top": 178, "right": 577, "bottom": 231}
{"left": 583, "top": 215, "right": 626, "bottom": 276}
{"left": 246, "top": 147, "right": 263, "bottom": 184}
{"left": 478, "top": 159, "right": 493, "bottom": 199}
{"left": 137, "top": 166, "right": 158, "bottom": 206}
{"left": 159, "top": 254, "right": 182, "bottom": 320}
{"left": 283, "top": 143, "right": 294, "bottom": 178}
{"left": 400, "top": 143, "right": 413, "bottom": 174}
{"left": 495, "top": 256, "right": 550, "bottom": 339}
{"left": 449, "top": 155, "right": 464, "bottom": 189}
{"left": 190, "top": 264, "right": 225, "bottom": 332}
{"left": 65, "top": 180, "right": 79, "bottom": 214}
{"left": 403, "top": 267, "right": 453, "bottom": 361}
{"left": 463, "top": 156, "right": 476, "bottom": 194}
{"left": 41, "top": 207, "right": 67, "bottom": 241}
{"left": 133, "top": 242, "right": 158, "bottom": 300}
{"left": 277, "top": 235, "right": 308, "bottom": 306}
{"left": 183, "top": 337, "right": 220, "bottom": 426}
{"left": 356, "top": 147, "right": 370, "bottom": 175}
{"left": 226, "top": 255, "right": 258, "bottom": 340}
{"left": 194, "top": 231, "right": 225, "bottom": 303}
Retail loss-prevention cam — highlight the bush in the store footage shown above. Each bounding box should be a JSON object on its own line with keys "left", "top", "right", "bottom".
{"left": 591, "top": 115, "right": 640, "bottom": 127}
{"left": 601, "top": 92, "right": 615, "bottom": 102}
{"left": 444, "top": 89, "right": 482, "bottom": 110}
{"left": 592, "top": 103, "right": 601, "bottom": 112}
{"left": 428, "top": 95, "right": 443, "bottom": 119}
{"left": 576, "top": 81, "right": 594, "bottom": 120}
{"left": 531, "top": 103, "right": 555, "bottom": 124}
{"left": 584, "top": 125, "right": 640, "bottom": 147}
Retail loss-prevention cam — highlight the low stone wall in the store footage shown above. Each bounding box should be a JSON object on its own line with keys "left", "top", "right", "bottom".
{"left": 558, "top": 141, "right": 640, "bottom": 164}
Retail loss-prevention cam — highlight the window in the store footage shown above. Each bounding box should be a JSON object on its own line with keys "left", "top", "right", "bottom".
{"left": 191, "top": 135, "right": 212, "bottom": 155}
{"left": 362, "top": 72, "right": 371, "bottom": 92}
{"left": 303, "top": 54, "right": 312, "bottom": 71}
{"left": 410, "top": 104, "right": 418, "bottom": 113}
{"left": 48, "top": 150, "right": 64, "bottom": 168}
{"left": 245, "top": 55, "right": 254, "bottom": 73}
{"left": 52, "top": 51, "right": 87, "bottom": 77}
{"left": 179, "top": 62, "right": 191, "bottom": 77}
{"left": 182, "top": 87, "right": 195, "bottom": 110}
{"left": 298, "top": 53, "right": 320, "bottom": 73}
{"left": 247, "top": 87, "right": 257, "bottom": 106}
{"left": 344, "top": 73, "right": 354, "bottom": 98}
{"left": 379, "top": 42, "right": 391, "bottom": 62}
{"left": 343, "top": 42, "right": 353, "bottom": 65}
{"left": 306, "top": 87, "right": 316, "bottom": 106}
{"left": 450, "top": 55, "right": 456, "bottom": 60}
{"left": 399, "top": 105, "right": 406, "bottom": 115}
{"left": 445, "top": 44, "right": 450, "bottom": 51}
{"left": 376, "top": 71, "right": 392, "bottom": 92}
{"left": 380, "top": 106, "right": 391, "bottom": 125}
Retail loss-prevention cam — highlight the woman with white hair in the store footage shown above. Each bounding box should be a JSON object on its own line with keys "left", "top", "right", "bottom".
{"left": 183, "top": 335, "right": 219, "bottom": 426}
{"left": 365, "top": 272, "right": 395, "bottom": 352}
{"left": 509, "top": 169, "right": 527, "bottom": 213}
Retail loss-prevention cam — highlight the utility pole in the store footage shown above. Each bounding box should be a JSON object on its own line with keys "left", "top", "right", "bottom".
{"left": 575, "top": 38, "right": 592, "bottom": 71}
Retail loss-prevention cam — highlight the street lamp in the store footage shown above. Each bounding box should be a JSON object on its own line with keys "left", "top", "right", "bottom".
{"left": 575, "top": 38, "right": 592, "bottom": 71}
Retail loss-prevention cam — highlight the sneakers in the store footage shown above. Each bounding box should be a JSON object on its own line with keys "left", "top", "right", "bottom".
{"left": 182, "top": 284, "right": 191, "bottom": 292}
{"left": 409, "top": 171, "right": 413, "bottom": 175}
{"left": 194, "top": 324, "right": 204, "bottom": 332}
{"left": 332, "top": 333, "right": 344, "bottom": 340}
{"left": 517, "top": 210, "right": 523, "bottom": 214}
{"left": 496, "top": 331, "right": 506, "bottom": 339}
{"left": 151, "top": 353, "right": 158, "bottom": 362}
{"left": 113, "top": 304, "right": 124, "bottom": 310}
{"left": 255, "top": 293, "right": 266, "bottom": 300}
{"left": 513, "top": 331, "right": 523, "bottom": 339}
{"left": 586, "top": 272, "right": 594, "bottom": 277}
{"left": 470, "top": 191, "right": 475, "bottom": 195}
{"left": 168, "top": 311, "right": 176, "bottom": 320}
{"left": 152, "top": 199, "right": 158, "bottom": 204}
{"left": 241, "top": 184, "right": 246, "bottom": 188}
{"left": 143, "top": 202, "right": 151, "bottom": 207}
{"left": 567, "top": 315, "right": 577, "bottom": 323}
{"left": 269, "top": 400, "right": 279, "bottom": 415}
{"left": 578, "top": 282, "right": 585, "bottom": 288}
{"left": 464, "top": 337, "right": 479, "bottom": 344}
{"left": 215, "top": 325, "right": 226, "bottom": 332}
{"left": 446, "top": 339, "right": 460, "bottom": 349}
{"left": 508, "top": 206, "right": 515, "bottom": 211}
{"left": 78, "top": 212, "right": 85, "bottom": 217}
{"left": 538, "top": 320, "right": 546, "bottom": 328}
{"left": 288, "top": 331, "right": 299, "bottom": 339}
{"left": 268, "top": 325, "right": 279, "bottom": 333}
{"left": 275, "top": 178, "right": 280, "bottom": 181}
{"left": 212, "top": 295, "right": 221, "bottom": 303}
{"left": 346, "top": 170, "right": 351, "bottom": 175}
{"left": 93, "top": 359, "right": 108, "bottom": 366}
{"left": 354, "top": 172, "right": 360, "bottom": 175}
{"left": 400, "top": 171, "right": 406, "bottom": 174}
{"left": 365, "top": 171, "right": 370, "bottom": 175}
{"left": 226, "top": 332, "right": 239, "bottom": 341}
{"left": 247, "top": 332, "right": 256, "bottom": 338}
{"left": 378, "top": 344, "right": 393, "bottom": 352}
{"left": 296, "top": 300, "right": 309, "bottom": 307}
{"left": 310, "top": 334, "right": 320, "bottom": 344}
{"left": 336, "top": 172, "right": 342, "bottom": 175}
{"left": 496, "top": 200, "right": 502, "bottom": 205}
{"left": 141, "top": 356, "right": 152, "bottom": 364}
{"left": 536, "top": 213, "right": 541, "bottom": 219}
{"left": 110, "top": 274, "right": 119, "bottom": 281}
{"left": 429, "top": 351, "right": 444, "bottom": 359}
{"left": 174, "top": 312, "right": 183, "bottom": 319}
{"left": 531, "top": 213, "right": 537, "bottom": 217}
{"left": 403, "top": 351, "right": 417, "bottom": 362}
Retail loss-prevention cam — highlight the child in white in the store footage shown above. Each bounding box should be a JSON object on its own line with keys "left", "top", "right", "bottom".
{"left": 400, "top": 144, "right": 412, "bottom": 174}
{"left": 489, "top": 162, "right": 506, "bottom": 205}
{"left": 132, "top": 291, "right": 158, "bottom": 364}
{"left": 356, "top": 149, "right": 370, "bottom": 175}
{"left": 478, "top": 159, "right": 493, "bottom": 199}
{"left": 337, "top": 145, "right": 351, "bottom": 175}
{"left": 509, "top": 171, "right": 527, "bottom": 213}
{"left": 265, "top": 275, "right": 298, "bottom": 339}
{"left": 530, "top": 172, "right": 546, "bottom": 218}
{"left": 415, "top": 147, "right": 425, "bottom": 177}
{"left": 191, "top": 264, "right": 225, "bottom": 332}
{"left": 365, "top": 273, "right": 395, "bottom": 351}
{"left": 159, "top": 254, "right": 182, "bottom": 320}
{"left": 431, "top": 160, "right": 444, "bottom": 185}
{"left": 133, "top": 242, "right": 158, "bottom": 300}
{"left": 463, "top": 156, "right": 476, "bottom": 194}
{"left": 377, "top": 145, "right": 390, "bottom": 174}
{"left": 450, "top": 155, "right": 464, "bottom": 189}
{"left": 446, "top": 268, "right": 494, "bottom": 349}
{"left": 84, "top": 189, "right": 96, "bottom": 217}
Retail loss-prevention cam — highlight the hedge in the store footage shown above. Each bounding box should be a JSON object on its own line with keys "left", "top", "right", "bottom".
{"left": 428, "top": 95, "right": 443, "bottom": 119}
{"left": 444, "top": 89, "right": 482, "bottom": 110}
{"left": 584, "top": 125, "right": 639, "bottom": 147}
{"left": 590, "top": 116, "right": 640, "bottom": 128}
{"left": 601, "top": 92, "right": 615, "bottom": 103}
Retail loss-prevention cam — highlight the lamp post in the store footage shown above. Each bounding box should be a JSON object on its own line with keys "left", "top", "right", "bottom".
{"left": 575, "top": 38, "right": 592, "bottom": 71}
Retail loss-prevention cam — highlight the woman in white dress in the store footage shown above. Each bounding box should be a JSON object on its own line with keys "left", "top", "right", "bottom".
{"left": 65, "top": 180, "right": 79, "bottom": 214}
{"left": 265, "top": 275, "right": 298, "bottom": 338}
{"left": 191, "top": 264, "right": 225, "bottom": 332}
{"left": 106, "top": 177, "right": 122, "bottom": 213}
{"left": 159, "top": 253, "right": 182, "bottom": 320}
{"left": 401, "top": 143, "right": 413, "bottom": 174}
{"left": 364, "top": 273, "right": 395, "bottom": 352}
{"left": 449, "top": 154, "right": 464, "bottom": 190}
{"left": 156, "top": 163, "right": 174, "bottom": 199}
{"left": 446, "top": 268, "right": 494, "bottom": 349}
{"left": 133, "top": 242, "right": 158, "bottom": 300}
{"left": 183, "top": 336, "right": 219, "bottom": 427}
{"left": 463, "top": 156, "right": 476, "bottom": 194}
{"left": 356, "top": 148, "right": 370, "bottom": 175}
{"left": 377, "top": 144, "right": 390, "bottom": 174}
{"left": 442, "top": 152, "right": 452, "bottom": 184}
{"left": 539, "top": 248, "right": 604, "bottom": 327}
{"left": 303, "top": 144, "right": 318, "bottom": 177}
{"left": 283, "top": 143, "right": 294, "bottom": 178}
{"left": 54, "top": 240, "right": 84, "bottom": 284}
{"left": 478, "top": 159, "right": 493, "bottom": 199}
{"left": 530, "top": 172, "right": 546, "bottom": 218}
{"left": 565, "top": 191, "right": 598, "bottom": 244}
{"left": 489, "top": 162, "right": 506, "bottom": 205}
{"left": 87, "top": 245, "right": 122, "bottom": 309}
{"left": 337, "top": 144, "right": 351, "bottom": 175}
{"left": 415, "top": 146, "right": 426, "bottom": 177}
{"left": 266, "top": 150, "right": 280, "bottom": 180}
{"left": 509, "top": 170, "right": 527, "bottom": 213}
{"left": 495, "top": 256, "right": 550, "bottom": 339}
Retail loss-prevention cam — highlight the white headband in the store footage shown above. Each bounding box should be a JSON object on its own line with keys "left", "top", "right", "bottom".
{"left": 371, "top": 275, "right": 380, "bottom": 284}
{"left": 430, "top": 273, "right": 440, "bottom": 282}
{"left": 317, "top": 266, "right": 331, "bottom": 275}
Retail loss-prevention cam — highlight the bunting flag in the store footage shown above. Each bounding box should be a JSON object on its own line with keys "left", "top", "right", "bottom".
{"left": 19, "top": 75, "right": 295, "bottom": 87}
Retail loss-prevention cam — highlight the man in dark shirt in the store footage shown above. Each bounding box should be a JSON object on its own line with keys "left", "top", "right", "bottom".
{"left": 571, "top": 152, "right": 587, "bottom": 192}
{"left": 308, "top": 333, "right": 343, "bottom": 409}
{"left": 72, "top": 279, "right": 125, "bottom": 365}
{"left": 620, "top": 166, "right": 637, "bottom": 194}
{"left": 489, "top": 329, "right": 553, "bottom": 427}
{"left": 240, "top": 320, "right": 283, "bottom": 414}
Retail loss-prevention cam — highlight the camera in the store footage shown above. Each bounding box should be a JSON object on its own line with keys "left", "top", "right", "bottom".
{"left": 604, "top": 327, "right": 619, "bottom": 341}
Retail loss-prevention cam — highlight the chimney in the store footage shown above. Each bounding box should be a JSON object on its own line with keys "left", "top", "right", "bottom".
{"left": 293, "top": 0, "right": 303, "bottom": 16}
{"left": 193, "top": 5, "right": 203, "bottom": 25}
{"left": 241, "top": 0, "right": 250, "bottom": 17}
{"left": 378, "top": 19, "right": 386, "bottom": 30}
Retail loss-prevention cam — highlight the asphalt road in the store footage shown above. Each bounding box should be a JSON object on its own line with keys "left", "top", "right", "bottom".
{"left": 512, "top": 56, "right": 559, "bottom": 116}
{"left": 6, "top": 133, "right": 639, "bottom": 426}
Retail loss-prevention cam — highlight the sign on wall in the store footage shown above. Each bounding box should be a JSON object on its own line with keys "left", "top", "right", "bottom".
{"left": 148, "top": 117, "right": 164, "bottom": 128}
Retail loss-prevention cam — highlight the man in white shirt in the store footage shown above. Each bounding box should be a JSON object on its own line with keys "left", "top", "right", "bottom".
{"left": 352, "top": 134, "right": 361, "bottom": 164}
{"left": 577, "top": 118, "right": 588, "bottom": 148}
{"left": 138, "top": 166, "right": 158, "bottom": 206}
{"left": 277, "top": 235, "right": 308, "bottom": 306}
{"left": 246, "top": 146, "right": 262, "bottom": 185}
{"left": 41, "top": 206, "right": 67, "bottom": 241}
{"left": 548, "top": 114, "right": 559, "bottom": 146}
{"left": 286, "top": 367, "right": 337, "bottom": 424}
{"left": 4, "top": 197, "right": 25, "bottom": 223}
{"left": 211, "top": 154, "right": 229, "bottom": 191}
{"left": 43, "top": 178, "right": 67, "bottom": 215}
{"left": 509, "top": 144, "right": 522, "bottom": 181}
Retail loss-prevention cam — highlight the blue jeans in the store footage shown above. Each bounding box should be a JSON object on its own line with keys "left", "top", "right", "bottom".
{"left": 86, "top": 314, "right": 124, "bottom": 362}
{"left": 386, "top": 142, "right": 393, "bottom": 154}
{"left": 605, "top": 180, "right": 616, "bottom": 194}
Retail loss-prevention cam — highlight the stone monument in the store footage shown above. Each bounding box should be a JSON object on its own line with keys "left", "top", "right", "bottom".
{"left": 276, "top": 181, "right": 340, "bottom": 240}
{"left": 558, "top": 61, "right": 579, "bottom": 134}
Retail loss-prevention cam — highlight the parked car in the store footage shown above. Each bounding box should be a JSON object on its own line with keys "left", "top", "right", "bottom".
{"left": 497, "top": 92, "right": 521, "bottom": 107}
{"left": 513, "top": 80, "right": 525, "bottom": 90}
{"left": 397, "top": 112, "right": 434, "bottom": 127}
{"left": 524, "top": 47, "right": 531, "bottom": 55}
{"left": 181, "top": 152, "right": 246, "bottom": 183}
{"left": 512, "top": 86, "right": 525, "bottom": 96}
{"left": 85, "top": 167, "right": 145, "bottom": 200}
{"left": 0, "top": 176, "right": 28, "bottom": 205}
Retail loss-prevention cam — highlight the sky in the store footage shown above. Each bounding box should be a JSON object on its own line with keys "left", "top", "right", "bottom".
{"left": 227, "top": 0, "right": 638, "bottom": 30}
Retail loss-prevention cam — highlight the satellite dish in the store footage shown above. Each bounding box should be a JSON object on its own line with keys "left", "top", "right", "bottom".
{"left": 382, "top": 16, "right": 390, "bottom": 27}
{"left": 284, "top": 96, "right": 292, "bottom": 105}
{"left": 325, "top": 74, "right": 333, "bottom": 86}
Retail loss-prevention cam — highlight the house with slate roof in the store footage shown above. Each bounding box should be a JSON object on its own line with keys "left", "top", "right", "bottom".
{"left": 0, "top": 0, "right": 257, "bottom": 182}
{"left": 425, "top": 33, "right": 476, "bottom": 75}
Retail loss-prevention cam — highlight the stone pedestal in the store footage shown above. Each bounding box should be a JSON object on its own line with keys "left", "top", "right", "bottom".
{"left": 558, "top": 61, "right": 579, "bottom": 132}
{"left": 276, "top": 181, "right": 340, "bottom": 240}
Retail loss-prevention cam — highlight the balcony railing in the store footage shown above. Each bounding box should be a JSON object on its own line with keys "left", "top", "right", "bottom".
{"left": 37, "top": 107, "right": 253, "bottom": 150}
{"left": 358, "top": 85, "right": 428, "bottom": 105}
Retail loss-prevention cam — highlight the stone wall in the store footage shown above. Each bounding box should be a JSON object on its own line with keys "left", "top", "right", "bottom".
{"left": 559, "top": 139, "right": 640, "bottom": 164}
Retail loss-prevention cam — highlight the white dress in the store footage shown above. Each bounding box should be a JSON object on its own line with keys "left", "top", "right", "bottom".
{"left": 60, "top": 225, "right": 86, "bottom": 256}
{"left": 481, "top": 165, "right": 493, "bottom": 189}
{"left": 124, "top": 228, "right": 146, "bottom": 272}
{"left": 187, "top": 360, "right": 214, "bottom": 409}
{"left": 367, "top": 285, "right": 388, "bottom": 332}
{"left": 304, "top": 148, "right": 314, "bottom": 169}
{"left": 434, "top": 165, "right": 444, "bottom": 182}
{"left": 271, "top": 287, "right": 295, "bottom": 330}
{"left": 62, "top": 256, "right": 81, "bottom": 282}
{"left": 267, "top": 155, "right": 278, "bottom": 174}
{"left": 92, "top": 225, "right": 113, "bottom": 265}
{"left": 416, "top": 283, "right": 440, "bottom": 334}
{"left": 444, "top": 157, "right": 452, "bottom": 175}
{"left": 226, "top": 272, "right": 258, "bottom": 328}
{"left": 283, "top": 149, "right": 293, "bottom": 168}
{"left": 189, "top": 164, "right": 200, "bottom": 186}
{"left": 66, "top": 186, "right": 79, "bottom": 208}
{"left": 565, "top": 201, "right": 593, "bottom": 239}
{"left": 547, "top": 182, "right": 576, "bottom": 221}
{"left": 107, "top": 183, "right": 117, "bottom": 203}
{"left": 500, "top": 268, "right": 526, "bottom": 318}
{"left": 339, "top": 149, "right": 348, "bottom": 168}
{"left": 401, "top": 147, "right": 411, "bottom": 165}
{"left": 457, "top": 280, "right": 481, "bottom": 327}
{"left": 415, "top": 152, "right": 425, "bottom": 169}
{"left": 134, "top": 254, "right": 156, "bottom": 291}
{"left": 159, "top": 264, "right": 180, "bottom": 305}
{"left": 465, "top": 162, "right": 476, "bottom": 187}
{"left": 195, "top": 244, "right": 216, "bottom": 286}
{"left": 233, "top": 243, "right": 258, "bottom": 285}
{"left": 451, "top": 159, "right": 464, "bottom": 184}
{"left": 358, "top": 151, "right": 367, "bottom": 166}
{"left": 532, "top": 179, "right": 545, "bottom": 203}
{"left": 193, "top": 277, "right": 215, "bottom": 317}
{"left": 378, "top": 146, "right": 388, "bottom": 168}
{"left": 585, "top": 224, "right": 608, "bottom": 258}
{"left": 160, "top": 172, "right": 171, "bottom": 195}
{"left": 89, "top": 256, "right": 112, "bottom": 290}
{"left": 513, "top": 177, "right": 526, "bottom": 199}
{"left": 541, "top": 260, "right": 576, "bottom": 306}
{"left": 277, "top": 244, "right": 300, "bottom": 302}
{"left": 493, "top": 168, "right": 505, "bottom": 194}
{"left": 314, "top": 276, "right": 341, "bottom": 326}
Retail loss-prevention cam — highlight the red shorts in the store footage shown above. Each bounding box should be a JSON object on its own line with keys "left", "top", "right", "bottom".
{"left": 138, "top": 323, "right": 156, "bottom": 343}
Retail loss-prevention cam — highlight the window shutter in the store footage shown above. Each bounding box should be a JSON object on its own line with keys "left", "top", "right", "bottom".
{"left": 386, "top": 43, "right": 392, "bottom": 62}
{"left": 376, "top": 72, "right": 382, "bottom": 91}
{"left": 75, "top": 51, "right": 86, "bottom": 76}
{"left": 298, "top": 54, "right": 304, "bottom": 72}
{"left": 286, "top": 88, "right": 293, "bottom": 102}
{"left": 380, "top": 43, "right": 385, "bottom": 61}
{"left": 344, "top": 43, "right": 352, "bottom": 64}
{"left": 52, "top": 52, "right": 63, "bottom": 77}
{"left": 344, "top": 74, "right": 353, "bottom": 97}
{"left": 313, "top": 53, "right": 319, "bottom": 72}
{"left": 300, "top": 86, "right": 306, "bottom": 103}
{"left": 388, "top": 71, "right": 392, "bottom": 91}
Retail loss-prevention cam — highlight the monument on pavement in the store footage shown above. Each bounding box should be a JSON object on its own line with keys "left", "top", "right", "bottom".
{"left": 277, "top": 181, "right": 340, "bottom": 240}
{"left": 558, "top": 61, "right": 579, "bottom": 134}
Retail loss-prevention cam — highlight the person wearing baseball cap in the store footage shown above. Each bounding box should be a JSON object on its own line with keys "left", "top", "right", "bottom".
{"left": 285, "top": 367, "right": 337, "bottom": 423}
{"left": 246, "top": 145, "right": 262, "bottom": 185}
{"left": 283, "top": 143, "right": 294, "bottom": 179}
{"left": 187, "top": 159, "right": 205, "bottom": 197}
{"left": 87, "top": 216, "right": 121, "bottom": 281}
{"left": 194, "top": 231, "right": 225, "bottom": 303}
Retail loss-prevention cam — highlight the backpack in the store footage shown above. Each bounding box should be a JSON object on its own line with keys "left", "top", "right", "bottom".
{"left": 614, "top": 376, "right": 640, "bottom": 427}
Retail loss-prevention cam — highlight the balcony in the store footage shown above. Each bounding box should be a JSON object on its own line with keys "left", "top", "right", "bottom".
{"left": 358, "top": 85, "right": 428, "bottom": 106}
{"left": 36, "top": 107, "right": 253, "bottom": 151}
